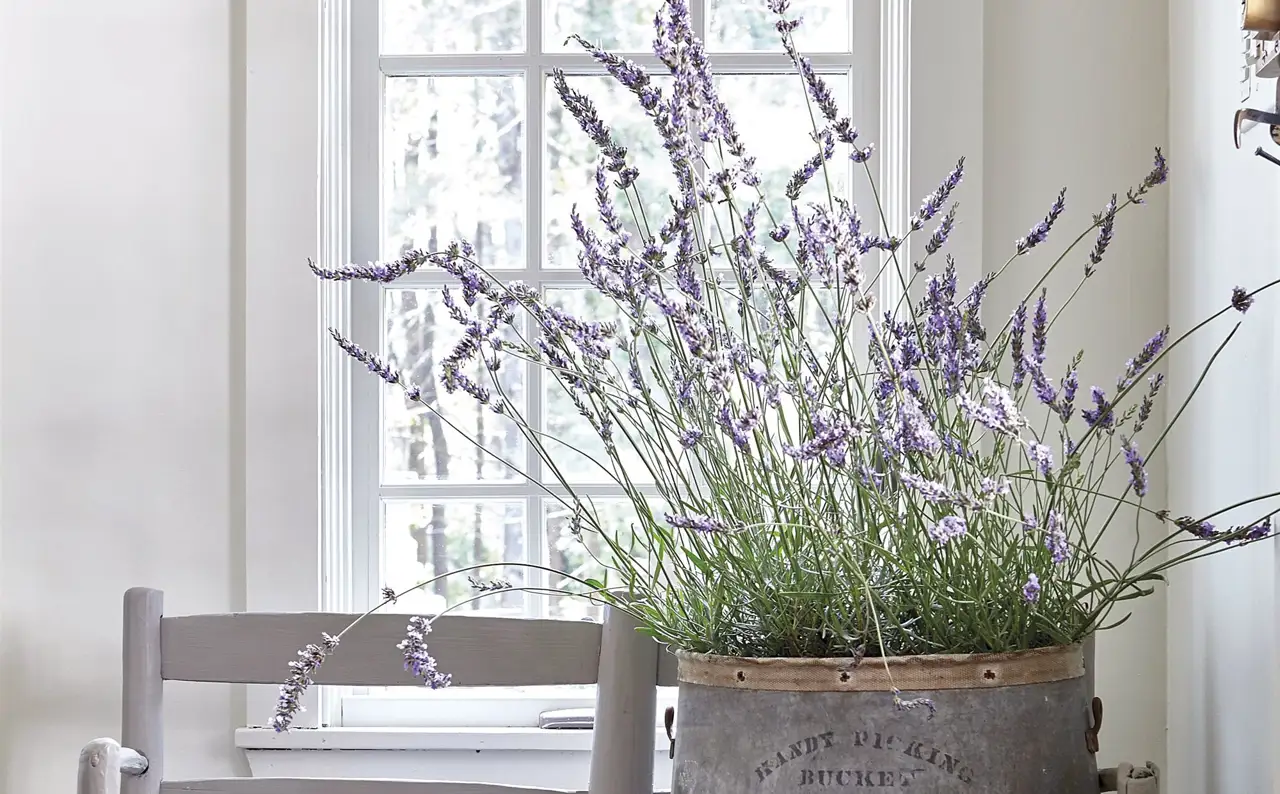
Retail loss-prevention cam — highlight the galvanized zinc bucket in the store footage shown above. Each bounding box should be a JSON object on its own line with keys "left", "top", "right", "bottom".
{"left": 671, "top": 644, "right": 1097, "bottom": 793}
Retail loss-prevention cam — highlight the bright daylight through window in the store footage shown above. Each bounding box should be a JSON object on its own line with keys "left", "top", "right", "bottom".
{"left": 338, "top": 0, "right": 862, "bottom": 727}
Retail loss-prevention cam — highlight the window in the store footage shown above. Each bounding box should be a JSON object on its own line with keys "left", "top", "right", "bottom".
{"left": 333, "top": 0, "right": 870, "bottom": 727}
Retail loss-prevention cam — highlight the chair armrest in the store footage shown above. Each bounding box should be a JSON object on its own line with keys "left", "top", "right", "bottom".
{"left": 78, "top": 739, "right": 149, "bottom": 794}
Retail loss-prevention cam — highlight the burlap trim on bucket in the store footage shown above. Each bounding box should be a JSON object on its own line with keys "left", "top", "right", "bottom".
{"left": 676, "top": 644, "right": 1083, "bottom": 691}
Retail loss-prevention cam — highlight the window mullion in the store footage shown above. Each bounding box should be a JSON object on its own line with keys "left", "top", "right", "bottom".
{"left": 525, "top": 0, "right": 548, "bottom": 617}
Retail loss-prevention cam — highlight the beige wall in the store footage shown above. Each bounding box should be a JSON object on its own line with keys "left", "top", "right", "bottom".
{"left": 1167, "top": 0, "right": 1280, "bottom": 791}
{"left": 0, "top": 1, "right": 246, "bottom": 789}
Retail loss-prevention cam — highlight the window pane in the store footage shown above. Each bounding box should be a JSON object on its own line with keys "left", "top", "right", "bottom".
{"left": 383, "top": 500, "right": 528, "bottom": 617}
{"left": 383, "top": 0, "right": 524, "bottom": 54}
{"left": 713, "top": 73, "right": 851, "bottom": 228}
{"left": 385, "top": 76, "right": 525, "bottom": 268}
{"left": 545, "top": 75, "right": 675, "bottom": 270}
{"left": 544, "top": 0, "right": 653, "bottom": 53}
{"left": 383, "top": 289, "right": 526, "bottom": 483}
{"left": 708, "top": 0, "right": 850, "bottom": 52}
{"left": 545, "top": 497, "right": 661, "bottom": 620}
{"left": 540, "top": 289, "right": 659, "bottom": 484}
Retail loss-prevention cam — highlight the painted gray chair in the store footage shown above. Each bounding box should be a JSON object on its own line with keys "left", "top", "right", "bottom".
{"left": 77, "top": 587, "right": 664, "bottom": 794}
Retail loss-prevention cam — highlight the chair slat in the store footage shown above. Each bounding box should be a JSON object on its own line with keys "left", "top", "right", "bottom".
{"left": 160, "top": 612, "right": 603, "bottom": 686}
{"left": 159, "top": 780, "right": 581, "bottom": 794}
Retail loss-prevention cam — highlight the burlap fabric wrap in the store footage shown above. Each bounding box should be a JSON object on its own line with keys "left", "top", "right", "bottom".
{"left": 676, "top": 643, "right": 1084, "bottom": 691}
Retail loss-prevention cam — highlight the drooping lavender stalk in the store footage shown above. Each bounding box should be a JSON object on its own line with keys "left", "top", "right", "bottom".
{"left": 893, "top": 689, "right": 937, "bottom": 720}
{"left": 1015, "top": 188, "right": 1067, "bottom": 254}
{"left": 271, "top": 633, "right": 340, "bottom": 732}
{"left": 1231, "top": 286, "right": 1255, "bottom": 314}
{"left": 310, "top": 249, "right": 436, "bottom": 283}
{"left": 552, "top": 69, "right": 629, "bottom": 179}
{"left": 398, "top": 617, "right": 451, "bottom": 689}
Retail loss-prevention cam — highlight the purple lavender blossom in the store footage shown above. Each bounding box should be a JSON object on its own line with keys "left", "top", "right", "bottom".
{"left": 900, "top": 472, "right": 972, "bottom": 507}
{"left": 911, "top": 159, "right": 965, "bottom": 231}
{"left": 1022, "top": 514, "right": 1038, "bottom": 533}
{"left": 1128, "top": 147, "right": 1169, "bottom": 204}
{"left": 1133, "top": 373, "right": 1163, "bottom": 433}
{"left": 784, "top": 410, "right": 854, "bottom": 468}
{"left": 769, "top": 224, "right": 791, "bottom": 242}
{"left": 1058, "top": 370, "right": 1079, "bottom": 422}
{"left": 552, "top": 70, "right": 629, "bottom": 178}
{"left": 1240, "top": 518, "right": 1273, "bottom": 542}
{"left": 398, "top": 617, "right": 451, "bottom": 689}
{"left": 958, "top": 380, "right": 1026, "bottom": 436}
{"left": 1086, "top": 194, "right": 1118, "bottom": 276}
{"left": 888, "top": 394, "right": 943, "bottom": 456}
{"left": 272, "top": 633, "right": 340, "bottom": 731}
{"left": 1026, "top": 441, "right": 1054, "bottom": 476}
{"left": 1122, "top": 437, "right": 1148, "bottom": 497}
{"left": 665, "top": 512, "right": 731, "bottom": 533}
{"left": 680, "top": 428, "right": 704, "bottom": 449}
{"left": 1010, "top": 304, "right": 1028, "bottom": 389}
{"left": 1032, "top": 292, "right": 1048, "bottom": 366}
{"left": 1045, "top": 511, "right": 1069, "bottom": 564}
{"left": 1081, "top": 386, "right": 1114, "bottom": 430}
{"left": 928, "top": 515, "right": 969, "bottom": 546}
{"left": 1176, "top": 516, "right": 1218, "bottom": 539}
{"left": 785, "top": 129, "right": 836, "bottom": 200}
{"left": 1016, "top": 188, "right": 1067, "bottom": 254}
{"left": 1118, "top": 327, "right": 1167, "bottom": 390}
{"left": 1022, "top": 573, "right": 1041, "bottom": 604}
{"left": 310, "top": 250, "right": 436, "bottom": 283}
{"left": 922, "top": 204, "right": 957, "bottom": 260}
{"left": 980, "top": 477, "right": 1012, "bottom": 499}
{"left": 1231, "top": 286, "right": 1255, "bottom": 314}
{"left": 330, "top": 328, "right": 402, "bottom": 387}
{"left": 717, "top": 403, "right": 760, "bottom": 449}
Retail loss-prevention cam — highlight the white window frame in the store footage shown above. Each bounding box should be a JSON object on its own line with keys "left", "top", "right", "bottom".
{"left": 236, "top": 0, "right": 992, "bottom": 754}
{"left": 318, "top": 0, "right": 890, "bottom": 730}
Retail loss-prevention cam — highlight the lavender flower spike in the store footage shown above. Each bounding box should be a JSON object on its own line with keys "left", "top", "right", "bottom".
{"left": 665, "top": 512, "right": 732, "bottom": 533}
{"left": 1122, "top": 437, "right": 1148, "bottom": 497}
{"left": 272, "top": 633, "right": 340, "bottom": 731}
{"left": 1045, "top": 511, "right": 1069, "bottom": 564}
{"left": 1026, "top": 441, "right": 1053, "bottom": 476}
{"left": 928, "top": 515, "right": 969, "bottom": 546}
{"left": 1117, "top": 326, "right": 1168, "bottom": 390}
{"left": 1128, "top": 147, "right": 1169, "bottom": 204}
{"left": 911, "top": 158, "right": 965, "bottom": 231}
{"left": 398, "top": 616, "right": 451, "bottom": 689}
{"left": 1086, "top": 194, "right": 1118, "bottom": 276}
{"left": 1022, "top": 573, "right": 1041, "bottom": 604}
{"left": 1016, "top": 188, "right": 1067, "bottom": 254}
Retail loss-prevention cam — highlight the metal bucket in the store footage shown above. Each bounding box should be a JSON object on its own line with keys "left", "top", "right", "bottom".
{"left": 671, "top": 644, "right": 1097, "bottom": 793}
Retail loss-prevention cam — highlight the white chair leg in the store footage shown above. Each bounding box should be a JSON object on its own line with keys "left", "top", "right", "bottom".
{"left": 1100, "top": 762, "right": 1160, "bottom": 793}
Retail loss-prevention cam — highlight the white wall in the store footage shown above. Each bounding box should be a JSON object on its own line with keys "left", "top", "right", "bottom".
{"left": 0, "top": 1, "right": 248, "bottom": 790}
{"left": 983, "top": 0, "right": 1171, "bottom": 772}
{"left": 1167, "top": 1, "right": 1280, "bottom": 792}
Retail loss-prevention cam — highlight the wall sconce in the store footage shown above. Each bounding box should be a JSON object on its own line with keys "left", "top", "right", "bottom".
{"left": 1244, "top": 0, "right": 1280, "bottom": 32}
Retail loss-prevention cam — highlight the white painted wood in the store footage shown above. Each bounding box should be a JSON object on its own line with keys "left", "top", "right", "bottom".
{"left": 123, "top": 588, "right": 164, "bottom": 794}
{"left": 589, "top": 607, "right": 656, "bottom": 794}
{"left": 160, "top": 612, "right": 602, "bottom": 686}
{"left": 79, "top": 739, "right": 123, "bottom": 794}
{"left": 159, "top": 781, "right": 581, "bottom": 794}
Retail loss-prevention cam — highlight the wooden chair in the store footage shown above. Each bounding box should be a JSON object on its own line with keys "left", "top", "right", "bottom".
{"left": 78, "top": 587, "right": 667, "bottom": 794}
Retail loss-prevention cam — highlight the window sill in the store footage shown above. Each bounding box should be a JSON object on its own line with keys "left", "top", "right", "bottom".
{"left": 236, "top": 728, "right": 672, "bottom": 789}
{"left": 236, "top": 726, "right": 665, "bottom": 752}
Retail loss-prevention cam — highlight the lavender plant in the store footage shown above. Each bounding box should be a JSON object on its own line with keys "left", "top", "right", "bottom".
{"left": 274, "top": 0, "right": 1280, "bottom": 730}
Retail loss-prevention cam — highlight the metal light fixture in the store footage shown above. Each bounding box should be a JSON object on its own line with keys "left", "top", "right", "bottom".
{"left": 1244, "top": 0, "right": 1280, "bottom": 32}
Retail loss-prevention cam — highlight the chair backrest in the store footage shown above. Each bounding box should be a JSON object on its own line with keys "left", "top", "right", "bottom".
{"left": 119, "top": 587, "right": 673, "bottom": 794}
